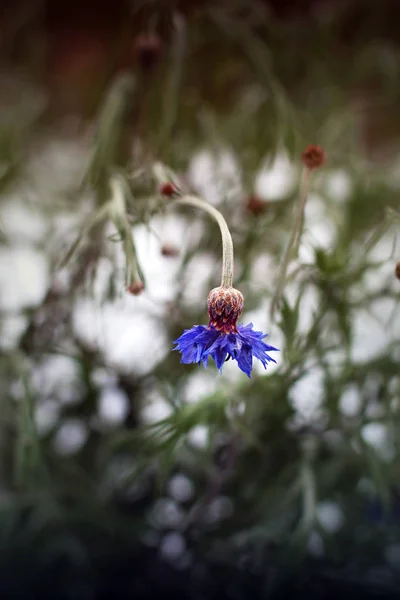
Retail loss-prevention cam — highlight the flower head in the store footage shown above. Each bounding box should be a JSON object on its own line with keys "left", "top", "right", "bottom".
{"left": 173, "top": 286, "right": 278, "bottom": 377}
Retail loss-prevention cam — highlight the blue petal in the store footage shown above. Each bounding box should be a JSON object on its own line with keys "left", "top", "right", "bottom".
{"left": 212, "top": 343, "right": 229, "bottom": 371}
{"left": 237, "top": 343, "right": 253, "bottom": 377}
{"left": 173, "top": 325, "right": 220, "bottom": 366}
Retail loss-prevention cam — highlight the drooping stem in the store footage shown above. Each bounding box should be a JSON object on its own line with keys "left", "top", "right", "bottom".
{"left": 152, "top": 162, "right": 234, "bottom": 288}
{"left": 176, "top": 195, "right": 234, "bottom": 288}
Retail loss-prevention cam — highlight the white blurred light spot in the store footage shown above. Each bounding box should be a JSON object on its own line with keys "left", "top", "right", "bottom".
{"left": 151, "top": 498, "right": 186, "bottom": 529}
{"left": 187, "top": 149, "right": 242, "bottom": 206}
{"left": 325, "top": 169, "right": 353, "bottom": 202}
{"left": 32, "top": 355, "right": 83, "bottom": 405}
{"left": 288, "top": 367, "right": 324, "bottom": 421}
{"left": 98, "top": 386, "right": 129, "bottom": 425}
{"left": 140, "top": 396, "right": 172, "bottom": 425}
{"left": 303, "top": 194, "right": 337, "bottom": 250}
{"left": 183, "top": 372, "right": 217, "bottom": 404}
{"left": 1, "top": 196, "right": 48, "bottom": 243}
{"left": 53, "top": 419, "right": 88, "bottom": 455}
{"left": 167, "top": 474, "right": 194, "bottom": 503}
{"left": 91, "top": 368, "right": 118, "bottom": 388}
{"left": 317, "top": 501, "right": 344, "bottom": 533}
{"left": 204, "top": 496, "right": 234, "bottom": 524}
{"left": 0, "top": 314, "right": 28, "bottom": 351}
{"left": 160, "top": 532, "right": 186, "bottom": 561}
{"left": 181, "top": 252, "right": 217, "bottom": 310}
{"left": 339, "top": 384, "right": 361, "bottom": 417}
{"left": 34, "top": 400, "right": 60, "bottom": 436}
{"left": 254, "top": 152, "right": 296, "bottom": 201}
{"left": 72, "top": 298, "right": 168, "bottom": 375}
{"left": 188, "top": 425, "right": 209, "bottom": 449}
{"left": 0, "top": 246, "right": 48, "bottom": 311}
{"left": 351, "top": 305, "right": 395, "bottom": 364}
{"left": 361, "top": 422, "right": 394, "bottom": 461}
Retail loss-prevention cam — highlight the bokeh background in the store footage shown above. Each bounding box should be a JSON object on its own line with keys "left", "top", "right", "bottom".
{"left": 1, "top": 0, "right": 400, "bottom": 597}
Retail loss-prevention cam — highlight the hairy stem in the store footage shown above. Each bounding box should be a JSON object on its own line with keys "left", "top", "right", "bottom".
{"left": 176, "top": 195, "right": 234, "bottom": 288}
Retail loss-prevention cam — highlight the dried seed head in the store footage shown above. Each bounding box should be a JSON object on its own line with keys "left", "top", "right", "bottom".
{"left": 161, "top": 244, "right": 179, "bottom": 257}
{"left": 245, "top": 195, "right": 268, "bottom": 215}
{"left": 395, "top": 261, "right": 400, "bottom": 280}
{"left": 207, "top": 286, "right": 244, "bottom": 334}
{"left": 134, "top": 33, "right": 162, "bottom": 70}
{"left": 128, "top": 281, "right": 145, "bottom": 295}
{"left": 301, "top": 145, "right": 326, "bottom": 170}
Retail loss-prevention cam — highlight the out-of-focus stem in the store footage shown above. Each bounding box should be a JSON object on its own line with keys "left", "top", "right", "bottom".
{"left": 270, "top": 167, "right": 312, "bottom": 320}
{"left": 110, "top": 174, "right": 142, "bottom": 286}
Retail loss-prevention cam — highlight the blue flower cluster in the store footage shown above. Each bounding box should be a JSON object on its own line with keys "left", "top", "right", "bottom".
{"left": 173, "top": 322, "right": 278, "bottom": 378}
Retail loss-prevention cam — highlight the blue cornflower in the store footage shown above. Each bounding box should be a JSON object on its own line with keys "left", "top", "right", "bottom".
{"left": 173, "top": 286, "right": 278, "bottom": 377}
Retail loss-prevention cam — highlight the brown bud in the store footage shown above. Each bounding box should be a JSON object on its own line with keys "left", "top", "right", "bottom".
{"left": 128, "top": 281, "right": 145, "bottom": 295}
{"left": 161, "top": 244, "right": 179, "bottom": 257}
{"left": 134, "top": 33, "right": 162, "bottom": 70}
{"left": 301, "top": 145, "right": 326, "bottom": 170}
{"left": 245, "top": 195, "right": 268, "bottom": 215}
{"left": 160, "top": 182, "right": 178, "bottom": 197}
{"left": 395, "top": 261, "right": 400, "bottom": 280}
{"left": 207, "top": 286, "right": 244, "bottom": 334}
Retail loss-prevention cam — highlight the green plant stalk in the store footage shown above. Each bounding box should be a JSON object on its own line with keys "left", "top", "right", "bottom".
{"left": 270, "top": 167, "right": 312, "bottom": 320}
{"left": 110, "top": 174, "right": 143, "bottom": 286}
{"left": 13, "top": 353, "right": 43, "bottom": 489}
{"left": 157, "top": 13, "right": 186, "bottom": 154}
{"left": 152, "top": 163, "right": 235, "bottom": 288}
{"left": 175, "top": 195, "right": 234, "bottom": 288}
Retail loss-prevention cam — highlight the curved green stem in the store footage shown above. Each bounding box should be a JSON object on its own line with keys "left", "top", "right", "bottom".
{"left": 152, "top": 162, "right": 235, "bottom": 288}
{"left": 176, "top": 195, "right": 234, "bottom": 288}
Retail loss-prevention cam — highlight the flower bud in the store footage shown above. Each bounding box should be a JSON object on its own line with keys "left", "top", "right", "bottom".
{"left": 160, "top": 182, "right": 178, "bottom": 197}
{"left": 128, "top": 281, "right": 145, "bottom": 295}
{"left": 134, "top": 33, "right": 162, "bottom": 70}
{"left": 207, "top": 286, "right": 244, "bottom": 334}
{"left": 161, "top": 244, "right": 179, "bottom": 257}
{"left": 245, "top": 195, "right": 268, "bottom": 215}
{"left": 301, "top": 145, "right": 326, "bottom": 170}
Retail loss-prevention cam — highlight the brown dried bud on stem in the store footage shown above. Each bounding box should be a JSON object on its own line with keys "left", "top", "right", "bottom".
{"left": 160, "top": 182, "right": 179, "bottom": 197}
{"left": 134, "top": 33, "right": 162, "bottom": 70}
{"left": 161, "top": 244, "right": 179, "bottom": 257}
{"left": 128, "top": 281, "right": 145, "bottom": 295}
{"left": 207, "top": 286, "right": 244, "bottom": 334}
{"left": 301, "top": 145, "right": 326, "bottom": 170}
{"left": 245, "top": 195, "right": 268, "bottom": 215}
